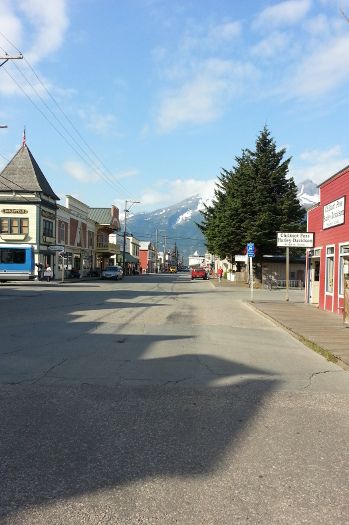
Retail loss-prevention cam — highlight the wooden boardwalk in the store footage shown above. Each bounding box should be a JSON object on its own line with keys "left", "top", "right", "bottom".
{"left": 250, "top": 300, "right": 349, "bottom": 370}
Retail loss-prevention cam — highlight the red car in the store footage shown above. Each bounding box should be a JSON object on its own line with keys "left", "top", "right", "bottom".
{"left": 191, "top": 267, "right": 208, "bottom": 280}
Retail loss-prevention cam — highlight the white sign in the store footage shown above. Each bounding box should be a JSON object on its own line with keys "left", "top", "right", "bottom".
{"left": 235, "top": 254, "right": 248, "bottom": 262}
{"left": 48, "top": 245, "right": 65, "bottom": 252}
{"left": 277, "top": 232, "right": 314, "bottom": 248}
{"left": 323, "top": 197, "right": 345, "bottom": 229}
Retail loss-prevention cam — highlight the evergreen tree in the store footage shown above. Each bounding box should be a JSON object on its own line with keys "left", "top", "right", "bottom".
{"left": 199, "top": 126, "right": 305, "bottom": 260}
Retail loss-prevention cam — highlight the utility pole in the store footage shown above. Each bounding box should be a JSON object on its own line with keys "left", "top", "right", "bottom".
{"left": 122, "top": 200, "right": 140, "bottom": 275}
{"left": 0, "top": 53, "right": 23, "bottom": 68}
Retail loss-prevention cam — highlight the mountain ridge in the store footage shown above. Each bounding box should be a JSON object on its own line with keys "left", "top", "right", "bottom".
{"left": 126, "top": 180, "right": 319, "bottom": 263}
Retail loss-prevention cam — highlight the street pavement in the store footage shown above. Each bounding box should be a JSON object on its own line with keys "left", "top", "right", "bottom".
{"left": 0, "top": 274, "right": 349, "bottom": 525}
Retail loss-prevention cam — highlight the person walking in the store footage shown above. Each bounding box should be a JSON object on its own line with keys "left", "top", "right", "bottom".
{"left": 218, "top": 267, "right": 223, "bottom": 282}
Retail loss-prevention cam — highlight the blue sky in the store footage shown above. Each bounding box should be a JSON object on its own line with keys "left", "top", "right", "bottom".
{"left": 1, "top": 0, "right": 349, "bottom": 213}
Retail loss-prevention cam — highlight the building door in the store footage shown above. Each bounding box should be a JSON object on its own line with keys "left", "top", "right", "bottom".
{"left": 310, "top": 258, "right": 320, "bottom": 304}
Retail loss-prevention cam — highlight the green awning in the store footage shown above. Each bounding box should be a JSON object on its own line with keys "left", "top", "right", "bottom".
{"left": 123, "top": 253, "right": 139, "bottom": 264}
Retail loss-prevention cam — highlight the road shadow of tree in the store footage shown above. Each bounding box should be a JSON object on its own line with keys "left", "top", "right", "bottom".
{"left": 0, "top": 285, "right": 279, "bottom": 522}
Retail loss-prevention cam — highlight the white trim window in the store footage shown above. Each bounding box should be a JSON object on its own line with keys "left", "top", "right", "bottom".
{"left": 339, "top": 244, "right": 349, "bottom": 296}
{"left": 326, "top": 246, "right": 335, "bottom": 294}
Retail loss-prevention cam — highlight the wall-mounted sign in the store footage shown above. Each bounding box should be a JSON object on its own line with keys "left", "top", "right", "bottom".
{"left": 323, "top": 197, "right": 345, "bottom": 229}
{"left": 277, "top": 232, "right": 314, "bottom": 247}
{"left": 41, "top": 209, "right": 56, "bottom": 220}
{"left": 1, "top": 209, "right": 28, "bottom": 214}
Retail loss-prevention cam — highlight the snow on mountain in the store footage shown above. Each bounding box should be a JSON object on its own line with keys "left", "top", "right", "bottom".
{"left": 124, "top": 180, "right": 319, "bottom": 262}
{"left": 297, "top": 179, "right": 319, "bottom": 208}
{"left": 176, "top": 209, "right": 193, "bottom": 225}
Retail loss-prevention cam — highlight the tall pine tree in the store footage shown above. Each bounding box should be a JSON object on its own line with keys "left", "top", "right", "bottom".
{"left": 199, "top": 127, "right": 305, "bottom": 261}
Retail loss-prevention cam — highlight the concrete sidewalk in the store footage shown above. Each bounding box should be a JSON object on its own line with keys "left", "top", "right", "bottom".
{"left": 211, "top": 277, "right": 349, "bottom": 370}
{"left": 249, "top": 300, "right": 349, "bottom": 371}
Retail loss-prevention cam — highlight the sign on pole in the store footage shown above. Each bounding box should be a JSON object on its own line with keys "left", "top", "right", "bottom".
{"left": 247, "top": 243, "right": 255, "bottom": 301}
{"left": 277, "top": 233, "right": 313, "bottom": 302}
{"left": 277, "top": 232, "right": 314, "bottom": 248}
{"left": 247, "top": 242, "right": 255, "bottom": 257}
{"left": 48, "top": 245, "right": 65, "bottom": 252}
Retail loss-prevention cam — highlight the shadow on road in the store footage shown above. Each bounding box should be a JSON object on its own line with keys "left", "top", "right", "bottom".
{"left": 0, "top": 280, "right": 278, "bottom": 522}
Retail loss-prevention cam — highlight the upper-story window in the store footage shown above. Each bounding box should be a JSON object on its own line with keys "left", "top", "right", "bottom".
{"left": 88, "top": 230, "right": 94, "bottom": 248}
{"left": 43, "top": 219, "right": 54, "bottom": 238}
{"left": 0, "top": 217, "right": 29, "bottom": 234}
{"left": 58, "top": 221, "right": 67, "bottom": 243}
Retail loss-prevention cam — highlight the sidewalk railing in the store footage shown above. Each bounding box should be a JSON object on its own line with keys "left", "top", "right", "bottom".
{"left": 263, "top": 279, "right": 304, "bottom": 289}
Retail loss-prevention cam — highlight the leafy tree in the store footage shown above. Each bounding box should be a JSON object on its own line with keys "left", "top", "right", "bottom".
{"left": 199, "top": 126, "right": 305, "bottom": 261}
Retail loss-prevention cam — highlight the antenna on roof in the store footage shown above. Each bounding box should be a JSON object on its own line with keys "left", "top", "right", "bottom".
{"left": 22, "top": 126, "right": 26, "bottom": 147}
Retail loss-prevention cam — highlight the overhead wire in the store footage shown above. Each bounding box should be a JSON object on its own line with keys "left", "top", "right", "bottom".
{"left": 0, "top": 31, "right": 135, "bottom": 200}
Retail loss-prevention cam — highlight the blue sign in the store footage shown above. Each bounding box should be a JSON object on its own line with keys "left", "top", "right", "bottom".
{"left": 247, "top": 242, "right": 255, "bottom": 257}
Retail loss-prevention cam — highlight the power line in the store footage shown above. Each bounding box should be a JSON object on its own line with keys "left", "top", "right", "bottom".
{"left": 0, "top": 31, "right": 136, "bottom": 201}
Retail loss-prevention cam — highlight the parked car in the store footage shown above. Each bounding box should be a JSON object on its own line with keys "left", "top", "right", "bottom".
{"left": 191, "top": 267, "right": 208, "bottom": 280}
{"left": 101, "top": 265, "right": 124, "bottom": 280}
{"left": 169, "top": 266, "right": 177, "bottom": 273}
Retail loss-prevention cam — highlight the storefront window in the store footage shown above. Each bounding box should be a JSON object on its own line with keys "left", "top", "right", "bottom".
{"left": 339, "top": 245, "right": 349, "bottom": 295}
{"left": 326, "top": 246, "right": 334, "bottom": 293}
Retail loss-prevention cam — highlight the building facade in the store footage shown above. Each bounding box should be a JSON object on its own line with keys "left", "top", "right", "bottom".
{"left": 306, "top": 165, "right": 349, "bottom": 317}
{"left": 0, "top": 143, "right": 121, "bottom": 279}
{"left": 139, "top": 241, "right": 156, "bottom": 273}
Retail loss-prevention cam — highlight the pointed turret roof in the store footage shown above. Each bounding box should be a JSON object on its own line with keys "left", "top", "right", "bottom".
{"left": 0, "top": 144, "right": 59, "bottom": 200}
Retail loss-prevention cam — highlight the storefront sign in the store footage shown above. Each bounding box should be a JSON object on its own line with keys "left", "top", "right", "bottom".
{"left": 1, "top": 209, "right": 28, "bottom": 214}
{"left": 277, "top": 232, "right": 314, "bottom": 247}
{"left": 41, "top": 209, "right": 56, "bottom": 220}
{"left": 323, "top": 197, "right": 345, "bottom": 229}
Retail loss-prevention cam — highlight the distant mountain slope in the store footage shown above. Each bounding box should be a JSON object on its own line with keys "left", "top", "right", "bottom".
{"left": 126, "top": 195, "right": 206, "bottom": 263}
{"left": 126, "top": 180, "right": 319, "bottom": 263}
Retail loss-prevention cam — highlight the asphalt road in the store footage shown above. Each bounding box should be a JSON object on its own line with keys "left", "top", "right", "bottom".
{"left": 1, "top": 274, "right": 349, "bottom": 524}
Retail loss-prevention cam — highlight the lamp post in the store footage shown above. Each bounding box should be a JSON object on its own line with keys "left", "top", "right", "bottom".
{"left": 122, "top": 200, "right": 140, "bottom": 275}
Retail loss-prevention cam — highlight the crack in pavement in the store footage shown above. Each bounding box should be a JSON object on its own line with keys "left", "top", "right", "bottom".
{"left": 303, "top": 369, "right": 341, "bottom": 389}
{"left": 31, "top": 358, "right": 69, "bottom": 384}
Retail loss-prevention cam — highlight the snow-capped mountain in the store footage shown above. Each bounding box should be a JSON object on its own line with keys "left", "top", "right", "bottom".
{"left": 125, "top": 195, "right": 206, "bottom": 263}
{"left": 125, "top": 181, "right": 319, "bottom": 262}
{"left": 297, "top": 179, "right": 319, "bottom": 208}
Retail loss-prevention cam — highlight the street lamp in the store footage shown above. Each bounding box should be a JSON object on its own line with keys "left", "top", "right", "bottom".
{"left": 122, "top": 200, "right": 140, "bottom": 275}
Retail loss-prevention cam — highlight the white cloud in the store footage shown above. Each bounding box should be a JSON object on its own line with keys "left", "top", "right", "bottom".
{"left": 208, "top": 21, "right": 242, "bottom": 42}
{"left": 17, "top": 0, "right": 69, "bottom": 63}
{"left": 138, "top": 178, "right": 216, "bottom": 208}
{"left": 291, "top": 146, "right": 349, "bottom": 184}
{"left": 286, "top": 34, "right": 349, "bottom": 97}
{"left": 64, "top": 160, "right": 100, "bottom": 183}
{"left": 179, "top": 19, "right": 241, "bottom": 53}
{"left": 251, "top": 31, "right": 290, "bottom": 57}
{"left": 157, "top": 59, "right": 257, "bottom": 132}
{"left": 113, "top": 169, "right": 139, "bottom": 180}
{"left": 253, "top": 0, "right": 311, "bottom": 29}
{"left": 0, "top": 0, "right": 68, "bottom": 96}
{"left": 78, "top": 108, "right": 117, "bottom": 135}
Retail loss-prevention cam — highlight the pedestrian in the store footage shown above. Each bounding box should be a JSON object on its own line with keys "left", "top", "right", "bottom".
{"left": 218, "top": 267, "right": 223, "bottom": 282}
{"left": 44, "top": 264, "right": 53, "bottom": 282}
{"left": 36, "top": 262, "right": 43, "bottom": 280}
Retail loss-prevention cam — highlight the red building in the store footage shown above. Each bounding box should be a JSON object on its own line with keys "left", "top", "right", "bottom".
{"left": 306, "top": 165, "right": 349, "bottom": 316}
{"left": 139, "top": 241, "right": 156, "bottom": 273}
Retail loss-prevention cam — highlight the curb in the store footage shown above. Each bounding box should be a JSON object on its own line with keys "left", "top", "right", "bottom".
{"left": 245, "top": 300, "right": 349, "bottom": 372}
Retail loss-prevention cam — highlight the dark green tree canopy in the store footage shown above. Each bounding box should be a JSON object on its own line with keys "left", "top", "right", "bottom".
{"left": 199, "top": 127, "right": 305, "bottom": 260}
